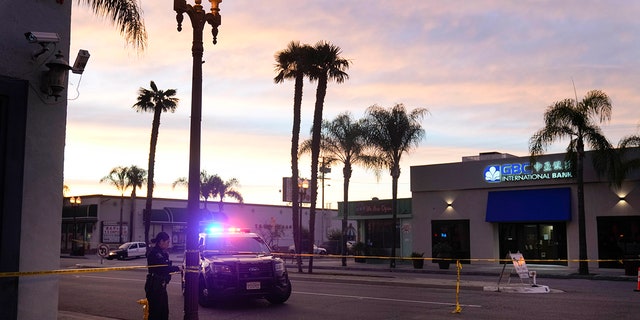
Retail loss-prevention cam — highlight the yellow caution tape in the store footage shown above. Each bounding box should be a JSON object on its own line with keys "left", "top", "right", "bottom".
{"left": 0, "top": 264, "right": 167, "bottom": 278}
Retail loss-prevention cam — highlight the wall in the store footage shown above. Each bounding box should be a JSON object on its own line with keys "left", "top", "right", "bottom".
{"left": 73, "top": 195, "right": 342, "bottom": 251}
{"left": 0, "top": 1, "right": 71, "bottom": 319}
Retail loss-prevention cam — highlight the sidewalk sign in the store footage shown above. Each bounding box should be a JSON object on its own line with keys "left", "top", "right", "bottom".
{"left": 496, "top": 251, "right": 549, "bottom": 293}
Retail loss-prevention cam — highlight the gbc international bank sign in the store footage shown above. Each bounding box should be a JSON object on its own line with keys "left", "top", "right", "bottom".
{"left": 483, "top": 159, "right": 573, "bottom": 183}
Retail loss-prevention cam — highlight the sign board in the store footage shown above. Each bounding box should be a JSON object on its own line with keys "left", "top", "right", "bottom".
{"left": 508, "top": 252, "right": 530, "bottom": 279}
{"left": 102, "top": 224, "right": 128, "bottom": 243}
{"left": 281, "top": 177, "right": 311, "bottom": 203}
{"left": 97, "top": 244, "right": 109, "bottom": 258}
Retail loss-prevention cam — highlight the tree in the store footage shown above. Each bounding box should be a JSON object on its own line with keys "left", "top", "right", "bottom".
{"left": 125, "top": 165, "right": 146, "bottom": 242}
{"left": 363, "top": 103, "right": 428, "bottom": 268}
{"left": 300, "top": 112, "right": 376, "bottom": 266}
{"left": 211, "top": 176, "right": 244, "bottom": 212}
{"left": 274, "top": 41, "right": 314, "bottom": 272}
{"left": 612, "top": 135, "right": 640, "bottom": 188}
{"left": 78, "top": 0, "right": 147, "bottom": 51}
{"left": 529, "top": 89, "right": 614, "bottom": 275}
{"left": 172, "top": 170, "right": 220, "bottom": 210}
{"left": 305, "top": 41, "right": 350, "bottom": 273}
{"left": 133, "top": 81, "right": 179, "bottom": 244}
{"left": 100, "top": 166, "right": 130, "bottom": 243}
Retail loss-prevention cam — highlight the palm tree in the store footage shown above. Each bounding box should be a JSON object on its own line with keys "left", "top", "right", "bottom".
{"left": 300, "top": 112, "right": 377, "bottom": 266}
{"left": 612, "top": 135, "right": 640, "bottom": 188}
{"left": 363, "top": 103, "right": 428, "bottom": 268}
{"left": 133, "top": 80, "right": 179, "bottom": 244}
{"left": 172, "top": 170, "right": 220, "bottom": 210}
{"left": 274, "top": 41, "right": 314, "bottom": 271}
{"left": 305, "top": 41, "right": 350, "bottom": 273}
{"left": 100, "top": 166, "right": 130, "bottom": 243}
{"left": 79, "top": 0, "right": 147, "bottom": 51}
{"left": 125, "top": 165, "right": 146, "bottom": 242}
{"left": 211, "top": 176, "right": 244, "bottom": 212}
{"left": 529, "top": 89, "right": 614, "bottom": 275}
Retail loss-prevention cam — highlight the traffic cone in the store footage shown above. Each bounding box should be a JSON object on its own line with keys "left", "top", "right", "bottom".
{"left": 635, "top": 267, "right": 640, "bottom": 292}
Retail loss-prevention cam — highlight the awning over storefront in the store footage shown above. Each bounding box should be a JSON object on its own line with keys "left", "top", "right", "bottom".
{"left": 485, "top": 187, "right": 571, "bottom": 222}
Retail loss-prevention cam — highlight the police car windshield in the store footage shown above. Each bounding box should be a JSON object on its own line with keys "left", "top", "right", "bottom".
{"left": 202, "top": 235, "right": 270, "bottom": 256}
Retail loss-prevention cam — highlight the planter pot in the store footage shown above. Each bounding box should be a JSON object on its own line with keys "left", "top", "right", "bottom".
{"left": 412, "top": 259, "right": 424, "bottom": 269}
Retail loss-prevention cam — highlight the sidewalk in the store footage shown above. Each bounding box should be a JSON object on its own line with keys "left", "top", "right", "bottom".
{"left": 61, "top": 252, "right": 636, "bottom": 284}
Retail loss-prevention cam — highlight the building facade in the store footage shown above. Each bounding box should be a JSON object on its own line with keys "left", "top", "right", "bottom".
{"left": 62, "top": 195, "right": 343, "bottom": 254}
{"left": 1, "top": 2, "right": 72, "bottom": 318}
{"left": 410, "top": 151, "right": 640, "bottom": 270}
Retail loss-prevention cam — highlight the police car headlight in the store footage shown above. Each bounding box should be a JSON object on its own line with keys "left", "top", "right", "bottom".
{"left": 213, "top": 264, "right": 232, "bottom": 274}
{"left": 274, "top": 261, "right": 285, "bottom": 274}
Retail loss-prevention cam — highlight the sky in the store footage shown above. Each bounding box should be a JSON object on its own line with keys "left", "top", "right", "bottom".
{"left": 64, "top": 0, "right": 640, "bottom": 207}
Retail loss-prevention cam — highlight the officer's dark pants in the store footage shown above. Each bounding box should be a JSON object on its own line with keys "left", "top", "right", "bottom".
{"left": 145, "top": 275, "right": 169, "bottom": 320}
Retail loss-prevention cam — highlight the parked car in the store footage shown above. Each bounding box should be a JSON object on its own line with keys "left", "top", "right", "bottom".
{"left": 288, "top": 244, "right": 327, "bottom": 255}
{"left": 106, "top": 241, "right": 147, "bottom": 260}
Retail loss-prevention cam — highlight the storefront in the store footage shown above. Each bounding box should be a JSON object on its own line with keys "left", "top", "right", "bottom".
{"left": 338, "top": 198, "right": 412, "bottom": 257}
{"left": 411, "top": 150, "right": 640, "bottom": 269}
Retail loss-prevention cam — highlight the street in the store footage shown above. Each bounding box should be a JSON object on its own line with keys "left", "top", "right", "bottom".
{"left": 58, "top": 265, "right": 640, "bottom": 320}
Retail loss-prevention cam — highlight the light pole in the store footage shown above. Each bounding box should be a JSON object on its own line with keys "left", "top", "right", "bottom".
{"left": 69, "top": 196, "right": 81, "bottom": 256}
{"left": 174, "top": 1, "right": 222, "bottom": 319}
{"left": 297, "top": 179, "right": 309, "bottom": 272}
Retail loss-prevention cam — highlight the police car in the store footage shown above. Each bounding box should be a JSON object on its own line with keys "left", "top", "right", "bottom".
{"left": 182, "top": 225, "right": 292, "bottom": 307}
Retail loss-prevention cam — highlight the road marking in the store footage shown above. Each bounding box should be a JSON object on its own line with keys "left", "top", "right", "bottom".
{"left": 294, "top": 291, "right": 482, "bottom": 308}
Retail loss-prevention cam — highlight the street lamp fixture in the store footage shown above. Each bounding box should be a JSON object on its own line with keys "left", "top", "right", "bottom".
{"left": 297, "top": 179, "right": 309, "bottom": 271}
{"left": 174, "top": 1, "right": 222, "bottom": 319}
{"left": 69, "top": 196, "right": 81, "bottom": 256}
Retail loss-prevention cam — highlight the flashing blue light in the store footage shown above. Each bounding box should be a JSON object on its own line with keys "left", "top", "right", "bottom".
{"left": 206, "top": 224, "right": 225, "bottom": 234}
{"left": 441, "top": 233, "right": 447, "bottom": 238}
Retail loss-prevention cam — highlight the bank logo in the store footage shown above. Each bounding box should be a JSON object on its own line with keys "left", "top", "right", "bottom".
{"left": 484, "top": 166, "right": 502, "bottom": 183}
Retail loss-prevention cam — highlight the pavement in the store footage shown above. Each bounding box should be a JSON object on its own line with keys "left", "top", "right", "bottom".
{"left": 57, "top": 252, "right": 638, "bottom": 319}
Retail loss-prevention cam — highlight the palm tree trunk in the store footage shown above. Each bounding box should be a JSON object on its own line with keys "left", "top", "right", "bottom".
{"left": 130, "top": 189, "right": 137, "bottom": 243}
{"left": 291, "top": 73, "right": 303, "bottom": 272}
{"left": 390, "top": 164, "right": 400, "bottom": 268}
{"left": 119, "top": 194, "right": 124, "bottom": 243}
{"left": 577, "top": 139, "right": 589, "bottom": 275}
{"left": 144, "top": 109, "right": 162, "bottom": 244}
{"left": 341, "top": 164, "right": 352, "bottom": 266}
{"left": 308, "top": 75, "right": 329, "bottom": 274}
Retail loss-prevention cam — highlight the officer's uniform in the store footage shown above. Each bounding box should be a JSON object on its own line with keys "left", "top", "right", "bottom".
{"left": 145, "top": 246, "right": 180, "bottom": 320}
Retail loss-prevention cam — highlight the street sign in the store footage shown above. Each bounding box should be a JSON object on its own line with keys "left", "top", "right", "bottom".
{"left": 97, "top": 244, "right": 109, "bottom": 258}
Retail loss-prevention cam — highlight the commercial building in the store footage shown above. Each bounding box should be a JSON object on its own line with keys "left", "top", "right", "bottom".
{"left": 410, "top": 151, "right": 640, "bottom": 270}
{"left": 62, "top": 195, "right": 342, "bottom": 254}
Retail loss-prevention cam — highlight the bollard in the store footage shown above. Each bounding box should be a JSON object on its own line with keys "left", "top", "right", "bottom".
{"left": 451, "top": 260, "right": 462, "bottom": 314}
{"left": 137, "top": 298, "right": 149, "bottom": 320}
{"left": 635, "top": 267, "right": 640, "bottom": 292}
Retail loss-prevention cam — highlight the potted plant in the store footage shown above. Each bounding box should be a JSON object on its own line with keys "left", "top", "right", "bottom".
{"left": 352, "top": 241, "right": 368, "bottom": 263}
{"left": 410, "top": 252, "right": 424, "bottom": 269}
{"left": 433, "top": 242, "right": 453, "bottom": 269}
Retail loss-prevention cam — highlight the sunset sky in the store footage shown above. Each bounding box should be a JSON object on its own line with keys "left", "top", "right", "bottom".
{"left": 64, "top": 0, "right": 640, "bottom": 207}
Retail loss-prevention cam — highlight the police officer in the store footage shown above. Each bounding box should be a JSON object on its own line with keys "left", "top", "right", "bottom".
{"left": 145, "top": 232, "right": 180, "bottom": 320}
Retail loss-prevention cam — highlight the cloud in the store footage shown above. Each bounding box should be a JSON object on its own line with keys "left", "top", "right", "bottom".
{"left": 65, "top": 0, "right": 640, "bottom": 205}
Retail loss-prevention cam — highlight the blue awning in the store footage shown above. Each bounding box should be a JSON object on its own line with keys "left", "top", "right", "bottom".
{"left": 486, "top": 188, "right": 571, "bottom": 222}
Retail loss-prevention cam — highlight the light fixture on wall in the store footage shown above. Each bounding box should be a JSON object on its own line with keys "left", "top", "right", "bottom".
{"left": 446, "top": 201, "right": 453, "bottom": 208}
{"left": 42, "top": 51, "right": 72, "bottom": 101}
{"left": 619, "top": 196, "right": 626, "bottom": 202}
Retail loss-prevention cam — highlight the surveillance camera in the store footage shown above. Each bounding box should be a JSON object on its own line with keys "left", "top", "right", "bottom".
{"left": 72, "top": 49, "right": 90, "bottom": 74}
{"left": 24, "top": 31, "right": 60, "bottom": 44}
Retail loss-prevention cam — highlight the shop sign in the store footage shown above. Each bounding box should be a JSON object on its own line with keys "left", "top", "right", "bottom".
{"left": 483, "top": 159, "right": 573, "bottom": 183}
{"left": 103, "top": 224, "right": 128, "bottom": 243}
{"left": 355, "top": 200, "right": 392, "bottom": 216}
